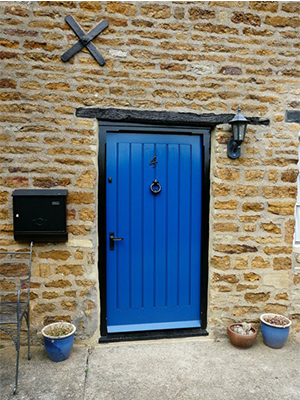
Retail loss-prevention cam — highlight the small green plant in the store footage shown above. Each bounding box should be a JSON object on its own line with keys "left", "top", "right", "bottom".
{"left": 44, "top": 322, "right": 73, "bottom": 337}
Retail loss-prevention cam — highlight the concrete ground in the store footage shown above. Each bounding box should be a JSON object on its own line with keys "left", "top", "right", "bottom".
{"left": 0, "top": 336, "right": 299, "bottom": 400}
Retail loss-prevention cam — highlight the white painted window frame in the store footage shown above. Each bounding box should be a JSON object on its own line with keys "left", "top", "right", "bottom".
{"left": 293, "top": 130, "right": 300, "bottom": 257}
{"left": 294, "top": 204, "right": 300, "bottom": 246}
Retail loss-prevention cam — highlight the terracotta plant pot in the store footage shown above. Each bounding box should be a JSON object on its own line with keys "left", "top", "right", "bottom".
{"left": 227, "top": 323, "right": 257, "bottom": 349}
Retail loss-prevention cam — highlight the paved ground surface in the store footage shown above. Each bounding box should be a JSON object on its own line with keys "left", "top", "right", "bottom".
{"left": 0, "top": 337, "right": 299, "bottom": 400}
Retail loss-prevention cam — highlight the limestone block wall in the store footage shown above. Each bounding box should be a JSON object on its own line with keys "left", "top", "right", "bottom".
{"left": 0, "top": 1, "right": 299, "bottom": 341}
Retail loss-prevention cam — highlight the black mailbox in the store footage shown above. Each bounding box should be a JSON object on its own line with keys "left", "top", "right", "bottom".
{"left": 13, "top": 189, "right": 68, "bottom": 242}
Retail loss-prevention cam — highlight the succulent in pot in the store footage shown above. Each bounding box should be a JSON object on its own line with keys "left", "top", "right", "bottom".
{"left": 227, "top": 322, "right": 257, "bottom": 349}
{"left": 41, "top": 321, "right": 76, "bottom": 362}
{"left": 260, "top": 313, "right": 291, "bottom": 349}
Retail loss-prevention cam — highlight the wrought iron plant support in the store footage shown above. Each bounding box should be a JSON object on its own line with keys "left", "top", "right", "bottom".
{"left": 0, "top": 243, "right": 33, "bottom": 395}
{"left": 61, "top": 15, "right": 109, "bottom": 66}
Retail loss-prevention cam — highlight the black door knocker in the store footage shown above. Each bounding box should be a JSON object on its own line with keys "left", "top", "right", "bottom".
{"left": 150, "top": 179, "right": 161, "bottom": 195}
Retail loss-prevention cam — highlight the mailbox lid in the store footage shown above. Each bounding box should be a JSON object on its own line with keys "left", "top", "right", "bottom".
{"left": 13, "top": 189, "right": 67, "bottom": 197}
{"left": 13, "top": 189, "right": 68, "bottom": 242}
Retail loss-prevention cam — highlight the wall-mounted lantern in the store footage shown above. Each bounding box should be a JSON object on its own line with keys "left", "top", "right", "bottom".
{"left": 227, "top": 105, "right": 249, "bottom": 159}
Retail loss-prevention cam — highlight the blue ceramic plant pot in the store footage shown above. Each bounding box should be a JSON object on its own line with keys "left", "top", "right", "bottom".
{"left": 260, "top": 314, "right": 291, "bottom": 349}
{"left": 42, "top": 322, "right": 76, "bottom": 362}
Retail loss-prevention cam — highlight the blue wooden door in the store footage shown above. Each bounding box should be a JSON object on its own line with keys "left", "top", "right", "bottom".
{"left": 106, "top": 132, "right": 202, "bottom": 333}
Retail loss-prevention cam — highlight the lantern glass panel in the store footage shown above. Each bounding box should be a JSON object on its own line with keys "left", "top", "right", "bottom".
{"left": 232, "top": 123, "right": 247, "bottom": 143}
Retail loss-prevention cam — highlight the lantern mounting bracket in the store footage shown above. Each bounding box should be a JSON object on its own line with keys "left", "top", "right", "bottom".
{"left": 227, "top": 139, "right": 241, "bottom": 159}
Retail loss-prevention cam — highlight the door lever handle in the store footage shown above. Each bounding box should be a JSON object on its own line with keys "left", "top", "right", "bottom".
{"left": 109, "top": 232, "right": 123, "bottom": 250}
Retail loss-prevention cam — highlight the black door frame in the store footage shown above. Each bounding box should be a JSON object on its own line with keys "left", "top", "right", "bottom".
{"left": 98, "top": 121, "right": 211, "bottom": 342}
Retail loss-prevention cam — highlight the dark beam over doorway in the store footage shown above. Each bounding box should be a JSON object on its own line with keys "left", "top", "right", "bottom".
{"left": 76, "top": 107, "right": 270, "bottom": 127}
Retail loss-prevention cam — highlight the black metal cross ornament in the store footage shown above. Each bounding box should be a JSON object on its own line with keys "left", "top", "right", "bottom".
{"left": 61, "top": 15, "right": 109, "bottom": 66}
